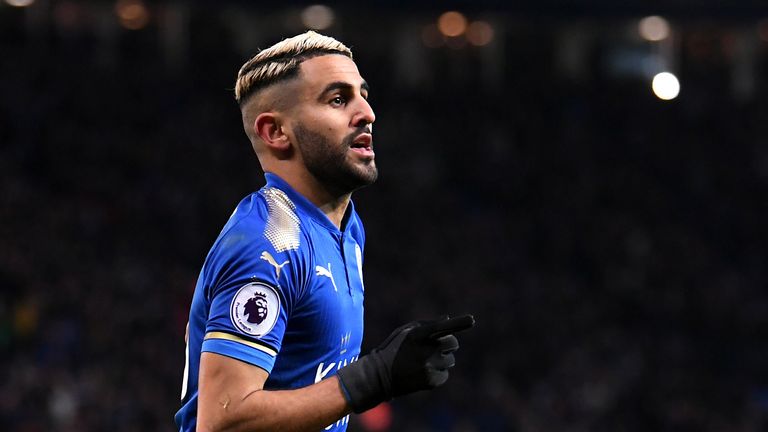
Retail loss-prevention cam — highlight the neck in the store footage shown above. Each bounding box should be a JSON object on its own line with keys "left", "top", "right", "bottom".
{"left": 268, "top": 166, "right": 351, "bottom": 229}
{"left": 314, "top": 193, "right": 351, "bottom": 229}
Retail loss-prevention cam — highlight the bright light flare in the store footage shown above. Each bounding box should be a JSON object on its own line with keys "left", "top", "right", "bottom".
{"left": 301, "top": 5, "right": 334, "bottom": 30}
{"left": 651, "top": 72, "right": 680, "bottom": 100}
{"left": 467, "top": 21, "right": 494, "bottom": 46}
{"left": 5, "top": 0, "right": 35, "bottom": 6}
{"left": 115, "top": 0, "right": 149, "bottom": 30}
{"left": 437, "top": 11, "right": 467, "bottom": 37}
{"left": 638, "top": 16, "right": 670, "bottom": 42}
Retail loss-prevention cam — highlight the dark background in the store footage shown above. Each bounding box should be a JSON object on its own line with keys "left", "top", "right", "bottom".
{"left": 2, "top": 1, "right": 768, "bottom": 431}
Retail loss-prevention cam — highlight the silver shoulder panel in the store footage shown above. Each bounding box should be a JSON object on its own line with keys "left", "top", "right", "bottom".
{"left": 260, "top": 187, "right": 301, "bottom": 252}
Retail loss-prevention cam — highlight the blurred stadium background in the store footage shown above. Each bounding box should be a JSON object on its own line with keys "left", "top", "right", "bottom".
{"left": 2, "top": 0, "right": 768, "bottom": 431}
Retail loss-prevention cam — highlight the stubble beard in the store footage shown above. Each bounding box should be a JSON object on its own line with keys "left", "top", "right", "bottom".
{"left": 294, "top": 123, "right": 378, "bottom": 196}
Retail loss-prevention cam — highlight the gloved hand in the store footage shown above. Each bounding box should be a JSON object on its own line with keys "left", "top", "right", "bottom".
{"left": 336, "top": 314, "right": 475, "bottom": 413}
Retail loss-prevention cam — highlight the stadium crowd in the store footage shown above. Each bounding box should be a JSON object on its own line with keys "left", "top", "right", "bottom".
{"left": 1, "top": 4, "right": 768, "bottom": 431}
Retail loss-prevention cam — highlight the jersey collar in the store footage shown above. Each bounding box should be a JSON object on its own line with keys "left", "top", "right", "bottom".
{"left": 264, "top": 173, "right": 355, "bottom": 234}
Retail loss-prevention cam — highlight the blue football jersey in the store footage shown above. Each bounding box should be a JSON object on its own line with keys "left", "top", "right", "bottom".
{"left": 175, "top": 173, "right": 366, "bottom": 431}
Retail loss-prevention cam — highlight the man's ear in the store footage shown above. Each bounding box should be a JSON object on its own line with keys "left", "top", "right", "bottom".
{"left": 254, "top": 112, "right": 290, "bottom": 151}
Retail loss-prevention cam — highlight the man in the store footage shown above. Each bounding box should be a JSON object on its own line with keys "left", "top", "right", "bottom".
{"left": 175, "top": 31, "right": 474, "bottom": 432}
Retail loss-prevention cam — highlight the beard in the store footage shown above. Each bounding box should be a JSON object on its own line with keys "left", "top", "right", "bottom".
{"left": 294, "top": 123, "right": 378, "bottom": 196}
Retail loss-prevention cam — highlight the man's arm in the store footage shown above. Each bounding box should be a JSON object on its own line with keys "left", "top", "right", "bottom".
{"left": 197, "top": 314, "right": 475, "bottom": 432}
{"left": 197, "top": 352, "right": 349, "bottom": 432}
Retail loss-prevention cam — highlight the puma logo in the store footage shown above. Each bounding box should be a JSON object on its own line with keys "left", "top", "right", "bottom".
{"left": 315, "top": 263, "right": 338, "bottom": 292}
{"left": 261, "top": 251, "right": 289, "bottom": 279}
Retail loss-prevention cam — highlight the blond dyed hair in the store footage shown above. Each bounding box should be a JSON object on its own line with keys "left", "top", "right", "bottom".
{"left": 234, "top": 31, "right": 353, "bottom": 106}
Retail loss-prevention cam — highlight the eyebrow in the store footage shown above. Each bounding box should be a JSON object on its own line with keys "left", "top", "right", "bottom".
{"left": 319, "top": 80, "right": 370, "bottom": 99}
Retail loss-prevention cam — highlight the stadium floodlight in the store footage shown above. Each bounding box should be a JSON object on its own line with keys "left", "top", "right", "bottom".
{"left": 301, "top": 5, "right": 334, "bottom": 30}
{"left": 467, "top": 21, "right": 494, "bottom": 46}
{"left": 6, "top": 0, "right": 35, "bottom": 6}
{"left": 639, "top": 16, "right": 670, "bottom": 42}
{"left": 438, "top": 11, "right": 468, "bottom": 37}
{"left": 116, "top": 0, "right": 149, "bottom": 30}
{"left": 651, "top": 72, "right": 680, "bottom": 100}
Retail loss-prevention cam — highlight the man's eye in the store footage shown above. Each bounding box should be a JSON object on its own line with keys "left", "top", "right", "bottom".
{"left": 330, "top": 96, "right": 346, "bottom": 106}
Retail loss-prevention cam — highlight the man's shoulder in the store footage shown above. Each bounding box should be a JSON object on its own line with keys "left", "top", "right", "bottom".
{"left": 212, "top": 188, "right": 314, "bottom": 260}
{"left": 217, "top": 192, "right": 270, "bottom": 245}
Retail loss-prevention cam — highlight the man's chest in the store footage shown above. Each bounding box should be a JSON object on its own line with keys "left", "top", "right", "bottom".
{"left": 280, "top": 230, "right": 366, "bottom": 355}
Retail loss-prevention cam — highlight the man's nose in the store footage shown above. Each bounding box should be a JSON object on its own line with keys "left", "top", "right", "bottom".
{"left": 352, "top": 97, "right": 375, "bottom": 128}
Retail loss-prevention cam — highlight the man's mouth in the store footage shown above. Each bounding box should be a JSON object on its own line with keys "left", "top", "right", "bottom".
{"left": 350, "top": 133, "right": 374, "bottom": 157}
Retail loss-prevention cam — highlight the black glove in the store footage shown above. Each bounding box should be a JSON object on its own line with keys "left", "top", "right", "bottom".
{"left": 336, "top": 314, "right": 475, "bottom": 413}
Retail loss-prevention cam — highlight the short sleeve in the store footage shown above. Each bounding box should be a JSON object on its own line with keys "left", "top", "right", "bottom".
{"left": 200, "top": 214, "right": 305, "bottom": 374}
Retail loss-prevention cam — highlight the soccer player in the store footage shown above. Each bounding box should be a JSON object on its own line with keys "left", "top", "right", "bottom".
{"left": 175, "top": 31, "right": 474, "bottom": 432}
